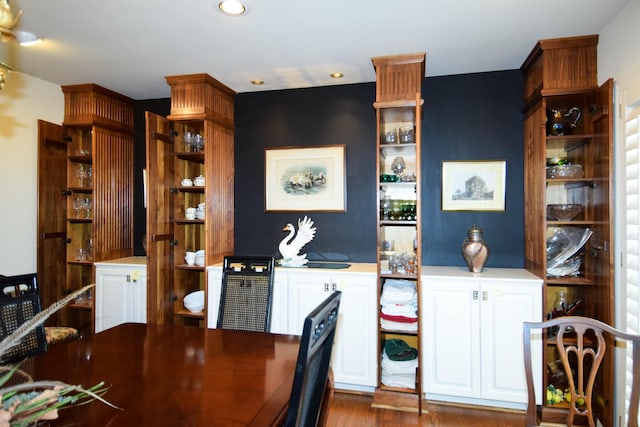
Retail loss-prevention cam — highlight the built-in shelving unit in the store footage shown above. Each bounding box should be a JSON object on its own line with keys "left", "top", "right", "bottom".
{"left": 37, "top": 84, "right": 135, "bottom": 335}
{"left": 145, "top": 74, "right": 235, "bottom": 327}
{"left": 371, "top": 52, "right": 425, "bottom": 413}
{"left": 521, "top": 35, "right": 615, "bottom": 426}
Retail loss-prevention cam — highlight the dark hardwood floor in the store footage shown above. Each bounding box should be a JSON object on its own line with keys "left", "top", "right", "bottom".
{"left": 326, "top": 392, "right": 526, "bottom": 427}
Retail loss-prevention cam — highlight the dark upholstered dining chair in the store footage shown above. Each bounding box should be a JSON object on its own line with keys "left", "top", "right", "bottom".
{"left": 217, "top": 256, "right": 275, "bottom": 332}
{"left": 0, "top": 274, "right": 48, "bottom": 364}
{"left": 523, "top": 316, "right": 640, "bottom": 427}
{"left": 284, "top": 290, "right": 341, "bottom": 427}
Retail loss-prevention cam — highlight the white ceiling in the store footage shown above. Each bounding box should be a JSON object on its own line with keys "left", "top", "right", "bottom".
{"left": 1, "top": 0, "right": 631, "bottom": 100}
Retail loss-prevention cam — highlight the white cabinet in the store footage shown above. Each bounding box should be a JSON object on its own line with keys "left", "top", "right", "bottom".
{"left": 206, "top": 263, "right": 378, "bottom": 391}
{"left": 95, "top": 257, "right": 147, "bottom": 333}
{"left": 422, "top": 266, "right": 543, "bottom": 409}
{"left": 286, "top": 269, "right": 378, "bottom": 390}
{"left": 286, "top": 271, "right": 337, "bottom": 335}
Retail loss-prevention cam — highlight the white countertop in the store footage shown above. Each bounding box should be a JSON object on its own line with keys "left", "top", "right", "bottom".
{"left": 94, "top": 256, "right": 147, "bottom": 267}
{"left": 207, "top": 261, "right": 377, "bottom": 274}
{"left": 98, "top": 258, "right": 542, "bottom": 283}
{"left": 422, "top": 265, "right": 543, "bottom": 283}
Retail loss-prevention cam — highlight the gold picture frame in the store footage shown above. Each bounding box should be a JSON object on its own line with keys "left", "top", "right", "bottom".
{"left": 442, "top": 160, "right": 506, "bottom": 211}
{"left": 265, "top": 145, "right": 346, "bottom": 212}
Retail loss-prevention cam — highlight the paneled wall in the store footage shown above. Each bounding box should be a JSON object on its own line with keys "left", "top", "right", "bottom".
{"left": 134, "top": 70, "right": 524, "bottom": 267}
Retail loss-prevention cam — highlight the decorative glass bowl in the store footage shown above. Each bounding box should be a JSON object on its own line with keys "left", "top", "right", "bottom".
{"left": 546, "top": 204, "right": 583, "bottom": 221}
{"left": 547, "top": 164, "right": 584, "bottom": 179}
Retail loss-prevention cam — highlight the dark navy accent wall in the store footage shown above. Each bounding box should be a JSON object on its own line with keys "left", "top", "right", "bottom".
{"left": 133, "top": 70, "right": 524, "bottom": 267}
{"left": 422, "top": 71, "right": 525, "bottom": 267}
{"left": 234, "top": 83, "right": 377, "bottom": 261}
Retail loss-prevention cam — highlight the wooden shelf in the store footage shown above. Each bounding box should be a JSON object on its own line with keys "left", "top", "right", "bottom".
{"left": 175, "top": 264, "right": 205, "bottom": 271}
{"left": 179, "top": 186, "right": 205, "bottom": 193}
{"left": 380, "top": 220, "right": 417, "bottom": 226}
{"left": 546, "top": 220, "right": 595, "bottom": 226}
{"left": 379, "top": 272, "right": 418, "bottom": 280}
{"left": 68, "top": 217, "right": 92, "bottom": 223}
{"left": 67, "top": 260, "right": 94, "bottom": 266}
{"left": 68, "top": 303, "right": 93, "bottom": 311}
{"left": 378, "top": 384, "right": 417, "bottom": 394}
{"left": 373, "top": 99, "right": 423, "bottom": 109}
{"left": 175, "top": 219, "right": 205, "bottom": 225}
{"left": 379, "top": 143, "right": 417, "bottom": 158}
{"left": 175, "top": 309, "right": 205, "bottom": 319}
{"left": 67, "top": 154, "right": 92, "bottom": 164}
{"left": 175, "top": 151, "right": 204, "bottom": 163}
{"left": 546, "top": 277, "right": 594, "bottom": 286}
{"left": 379, "top": 182, "right": 417, "bottom": 189}
{"left": 546, "top": 136, "right": 592, "bottom": 157}
{"left": 380, "top": 328, "right": 418, "bottom": 336}
{"left": 68, "top": 186, "right": 92, "bottom": 194}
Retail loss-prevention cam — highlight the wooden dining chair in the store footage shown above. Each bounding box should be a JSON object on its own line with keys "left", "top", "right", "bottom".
{"left": 284, "top": 290, "right": 341, "bottom": 427}
{"left": 217, "top": 256, "right": 275, "bottom": 332}
{"left": 523, "top": 316, "right": 640, "bottom": 427}
{"left": 0, "top": 273, "right": 48, "bottom": 364}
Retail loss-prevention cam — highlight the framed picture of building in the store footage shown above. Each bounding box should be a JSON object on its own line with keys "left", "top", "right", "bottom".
{"left": 441, "top": 160, "right": 506, "bottom": 211}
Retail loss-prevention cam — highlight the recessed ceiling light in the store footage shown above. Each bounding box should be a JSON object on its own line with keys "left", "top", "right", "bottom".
{"left": 218, "top": 0, "right": 246, "bottom": 16}
{"left": 251, "top": 79, "right": 264, "bottom": 86}
{"left": 330, "top": 72, "right": 344, "bottom": 79}
{"left": 14, "top": 30, "right": 42, "bottom": 46}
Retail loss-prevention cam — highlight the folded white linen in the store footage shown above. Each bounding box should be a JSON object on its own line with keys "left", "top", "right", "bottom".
{"left": 381, "top": 373, "right": 416, "bottom": 389}
{"left": 380, "top": 318, "right": 418, "bottom": 332}
{"left": 380, "top": 303, "right": 418, "bottom": 317}
{"left": 381, "top": 350, "right": 419, "bottom": 375}
{"left": 380, "top": 279, "right": 417, "bottom": 304}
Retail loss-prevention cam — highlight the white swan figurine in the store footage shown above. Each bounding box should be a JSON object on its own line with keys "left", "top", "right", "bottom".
{"left": 278, "top": 216, "right": 316, "bottom": 267}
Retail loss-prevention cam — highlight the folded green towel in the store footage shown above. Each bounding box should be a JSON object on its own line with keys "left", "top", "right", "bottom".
{"left": 384, "top": 338, "right": 418, "bottom": 361}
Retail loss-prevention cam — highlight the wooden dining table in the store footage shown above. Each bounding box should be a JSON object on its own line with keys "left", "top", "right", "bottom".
{"left": 26, "top": 323, "right": 301, "bottom": 426}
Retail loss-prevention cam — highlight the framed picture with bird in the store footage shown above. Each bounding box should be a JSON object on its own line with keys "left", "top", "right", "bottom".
{"left": 264, "top": 144, "right": 346, "bottom": 212}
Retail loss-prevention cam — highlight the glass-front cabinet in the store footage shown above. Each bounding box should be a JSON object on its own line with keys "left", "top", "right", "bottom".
{"left": 372, "top": 52, "right": 425, "bottom": 413}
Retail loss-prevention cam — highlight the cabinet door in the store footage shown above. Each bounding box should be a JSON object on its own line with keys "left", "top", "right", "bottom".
{"left": 423, "top": 279, "right": 481, "bottom": 398}
{"left": 332, "top": 273, "right": 377, "bottom": 388}
{"left": 130, "top": 272, "right": 147, "bottom": 324}
{"left": 286, "top": 272, "right": 334, "bottom": 335}
{"left": 480, "top": 282, "right": 542, "bottom": 404}
{"left": 206, "top": 267, "right": 222, "bottom": 329}
{"left": 95, "top": 266, "right": 147, "bottom": 333}
{"left": 269, "top": 273, "right": 288, "bottom": 334}
{"left": 95, "top": 268, "right": 129, "bottom": 333}
{"left": 145, "top": 112, "right": 175, "bottom": 325}
{"left": 36, "top": 120, "right": 67, "bottom": 322}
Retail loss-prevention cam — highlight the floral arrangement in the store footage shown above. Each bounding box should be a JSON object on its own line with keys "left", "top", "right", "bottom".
{"left": 0, "top": 285, "right": 116, "bottom": 426}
